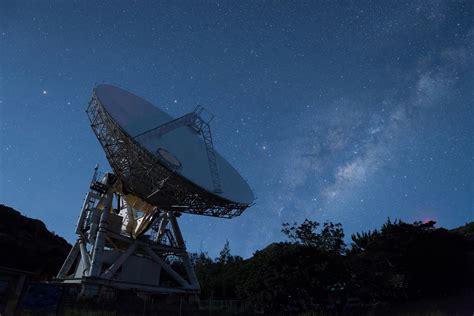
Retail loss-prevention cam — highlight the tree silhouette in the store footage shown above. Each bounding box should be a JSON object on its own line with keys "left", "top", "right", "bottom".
{"left": 282, "top": 219, "right": 345, "bottom": 254}
{"left": 348, "top": 218, "right": 472, "bottom": 302}
{"left": 189, "top": 217, "right": 474, "bottom": 313}
{"left": 217, "top": 240, "right": 232, "bottom": 264}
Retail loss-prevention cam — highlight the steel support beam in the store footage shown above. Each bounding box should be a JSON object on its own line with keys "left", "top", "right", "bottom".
{"left": 102, "top": 242, "right": 138, "bottom": 279}
{"left": 57, "top": 169, "right": 201, "bottom": 296}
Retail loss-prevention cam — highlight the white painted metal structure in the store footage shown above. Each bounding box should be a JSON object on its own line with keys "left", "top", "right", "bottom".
{"left": 56, "top": 84, "right": 254, "bottom": 298}
{"left": 57, "top": 169, "right": 199, "bottom": 296}
{"left": 95, "top": 84, "right": 254, "bottom": 206}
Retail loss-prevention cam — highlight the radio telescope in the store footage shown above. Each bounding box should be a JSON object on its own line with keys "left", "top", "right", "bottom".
{"left": 57, "top": 84, "right": 254, "bottom": 297}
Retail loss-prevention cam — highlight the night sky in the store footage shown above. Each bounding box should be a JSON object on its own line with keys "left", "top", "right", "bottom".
{"left": 1, "top": 1, "right": 473, "bottom": 258}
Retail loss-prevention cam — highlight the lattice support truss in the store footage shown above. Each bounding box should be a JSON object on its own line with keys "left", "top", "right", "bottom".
{"left": 86, "top": 95, "right": 248, "bottom": 218}
{"left": 57, "top": 174, "right": 200, "bottom": 296}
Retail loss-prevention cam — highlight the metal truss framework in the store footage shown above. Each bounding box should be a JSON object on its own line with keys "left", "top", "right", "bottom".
{"left": 57, "top": 171, "right": 200, "bottom": 296}
{"left": 86, "top": 94, "right": 249, "bottom": 218}
{"left": 134, "top": 105, "right": 222, "bottom": 194}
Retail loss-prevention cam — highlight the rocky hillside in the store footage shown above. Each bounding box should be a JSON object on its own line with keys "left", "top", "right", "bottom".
{"left": 0, "top": 204, "right": 71, "bottom": 279}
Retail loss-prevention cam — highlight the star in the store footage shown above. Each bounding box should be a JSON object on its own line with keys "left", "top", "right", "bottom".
{"left": 0, "top": 0, "right": 471, "bottom": 260}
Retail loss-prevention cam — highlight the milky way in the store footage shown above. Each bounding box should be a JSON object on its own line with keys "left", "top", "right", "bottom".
{"left": 1, "top": 1, "right": 472, "bottom": 258}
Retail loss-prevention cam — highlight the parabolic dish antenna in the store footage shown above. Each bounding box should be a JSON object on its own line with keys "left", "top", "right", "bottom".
{"left": 86, "top": 84, "right": 254, "bottom": 218}
{"left": 57, "top": 83, "right": 254, "bottom": 296}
